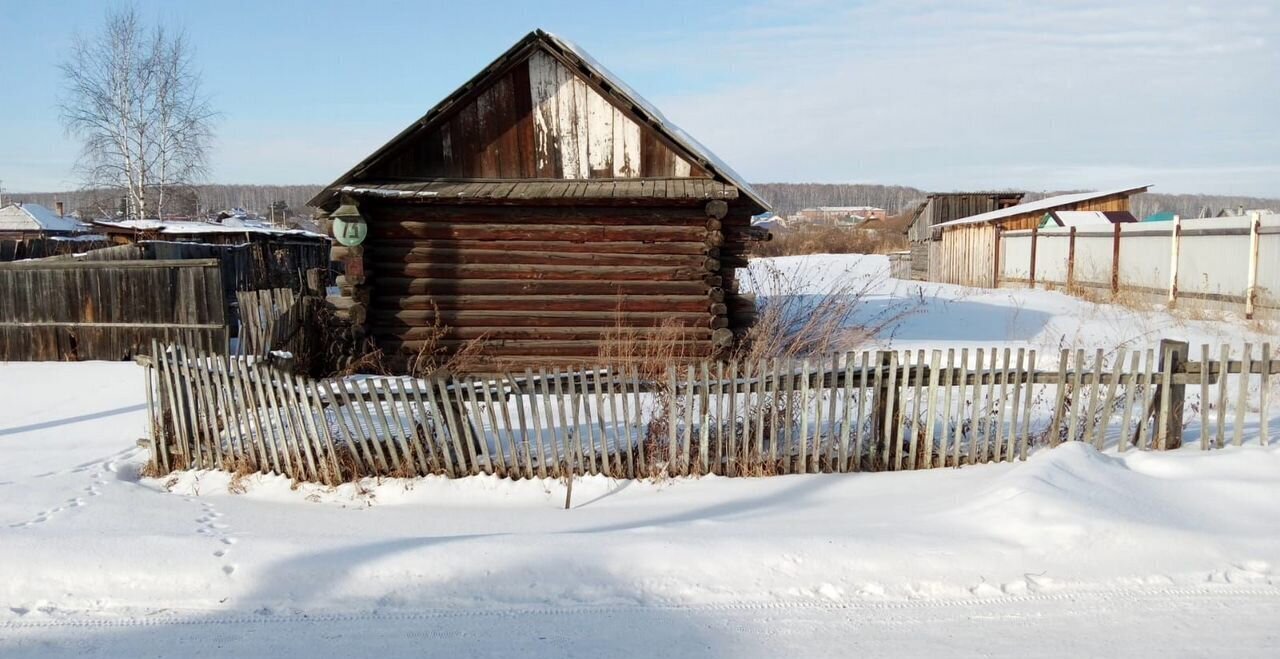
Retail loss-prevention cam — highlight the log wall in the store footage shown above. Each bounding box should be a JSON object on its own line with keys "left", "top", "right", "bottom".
{"left": 342, "top": 200, "right": 756, "bottom": 365}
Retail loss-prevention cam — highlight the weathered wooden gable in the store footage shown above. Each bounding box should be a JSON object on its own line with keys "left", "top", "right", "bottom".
{"left": 368, "top": 49, "right": 704, "bottom": 181}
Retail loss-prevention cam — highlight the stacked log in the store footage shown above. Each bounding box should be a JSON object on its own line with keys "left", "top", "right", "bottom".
{"left": 352, "top": 200, "right": 761, "bottom": 366}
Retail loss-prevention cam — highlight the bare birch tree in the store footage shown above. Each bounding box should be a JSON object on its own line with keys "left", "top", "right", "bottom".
{"left": 59, "top": 7, "right": 214, "bottom": 219}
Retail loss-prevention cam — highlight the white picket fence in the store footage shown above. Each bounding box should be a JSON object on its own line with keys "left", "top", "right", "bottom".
{"left": 140, "top": 339, "right": 1279, "bottom": 484}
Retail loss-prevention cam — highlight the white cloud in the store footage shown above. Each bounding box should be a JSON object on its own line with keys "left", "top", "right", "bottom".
{"left": 642, "top": 0, "right": 1280, "bottom": 196}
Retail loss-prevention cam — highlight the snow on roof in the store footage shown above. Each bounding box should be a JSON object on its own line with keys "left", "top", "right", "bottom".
{"left": 934, "top": 185, "right": 1151, "bottom": 229}
{"left": 0, "top": 203, "right": 89, "bottom": 233}
{"left": 94, "top": 218, "right": 326, "bottom": 238}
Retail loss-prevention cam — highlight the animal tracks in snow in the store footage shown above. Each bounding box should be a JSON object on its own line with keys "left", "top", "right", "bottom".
{"left": 192, "top": 499, "right": 238, "bottom": 577}
{"left": 7, "top": 456, "right": 118, "bottom": 529}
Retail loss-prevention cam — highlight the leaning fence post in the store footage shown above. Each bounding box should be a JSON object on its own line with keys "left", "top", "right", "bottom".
{"left": 1155, "top": 339, "right": 1189, "bottom": 450}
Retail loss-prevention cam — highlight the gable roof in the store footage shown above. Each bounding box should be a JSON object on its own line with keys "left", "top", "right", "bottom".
{"left": 308, "top": 29, "right": 769, "bottom": 214}
{"left": 933, "top": 185, "right": 1151, "bottom": 229}
{"left": 0, "top": 203, "right": 87, "bottom": 233}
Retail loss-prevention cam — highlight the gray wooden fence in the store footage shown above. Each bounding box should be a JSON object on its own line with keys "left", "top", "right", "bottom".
{"left": 140, "top": 339, "right": 1278, "bottom": 483}
{"left": 0, "top": 259, "right": 227, "bottom": 361}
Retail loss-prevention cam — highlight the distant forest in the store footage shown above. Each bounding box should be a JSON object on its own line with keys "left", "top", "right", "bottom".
{"left": 753, "top": 183, "right": 1279, "bottom": 220}
{"left": 8, "top": 185, "right": 324, "bottom": 219}
{"left": 8, "top": 182, "right": 1277, "bottom": 221}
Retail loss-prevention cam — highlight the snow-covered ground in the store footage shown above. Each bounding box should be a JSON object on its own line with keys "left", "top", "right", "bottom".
{"left": 2, "top": 255, "right": 1278, "bottom": 657}
{"left": 746, "top": 254, "right": 1278, "bottom": 356}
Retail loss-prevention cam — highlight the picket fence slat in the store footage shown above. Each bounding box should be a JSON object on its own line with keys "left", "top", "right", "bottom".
{"left": 1260, "top": 343, "right": 1270, "bottom": 447}
{"left": 1234, "top": 344, "right": 1251, "bottom": 447}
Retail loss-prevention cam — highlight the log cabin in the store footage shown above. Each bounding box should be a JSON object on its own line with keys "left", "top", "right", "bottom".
{"left": 309, "top": 30, "right": 771, "bottom": 369}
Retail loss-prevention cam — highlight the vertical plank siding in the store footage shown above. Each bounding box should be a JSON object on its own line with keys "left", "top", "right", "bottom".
{"left": 375, "top": 52, "right": 699, "bottom": 181}
{"left": 0, "top": 259, "right": 227, "bottom": 361}
{"left": 142, "top": 342, "right": 1280, "bottom": 483}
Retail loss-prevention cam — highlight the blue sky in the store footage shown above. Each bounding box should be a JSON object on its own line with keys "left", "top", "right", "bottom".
{"left": 1, "top": 0, "right": 1277, "bottom": 197}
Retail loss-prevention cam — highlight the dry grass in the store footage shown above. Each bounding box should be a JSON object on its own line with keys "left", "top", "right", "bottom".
{"left": 734, "top": 260, "right": 924, "bottom": 363}
{"left": 393, "top": 300, "right": 500, "bottom": 377}
{"left": 597, "top": 314, "right": 703, "bottom": 381}
{"left": 1064, "top": 282, "right": 1155, "bottom": 313}
{"left": 751, "top": 224, "right": 905, "bottom": 258}
{"left": 226, "top": 454, "right": 259, "bottom": 494}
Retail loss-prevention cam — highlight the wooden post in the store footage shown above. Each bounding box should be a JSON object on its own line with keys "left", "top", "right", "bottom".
{"left": 1066, "top": 226, "right": 1077, "bottom": 290}
{"left": 1028, "top": 226, "right": 1039, "bottom": 288}
{"left": 1167, "top": 215, "right": 1182, "bottom": 307}
{"left": 992, "top": 227, "right": 1002, "bottom": 288}
{"left": 871, "top": 351, "right": 901, "bottom": 470}
{"left": 1154, "top": 339, "right": 1188, "bottom": 450}
{"left": 1111, "top": 222, "right": 1122, "bottom": 296}
{"left": 1246, "top": 211, "right": 1261, "bottom": 319}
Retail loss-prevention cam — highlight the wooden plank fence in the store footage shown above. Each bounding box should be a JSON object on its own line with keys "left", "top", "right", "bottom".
{"left": 236, "top": 288, "right": 299, "bottom": 356}
{"left": 139, "top": 339, "right": 1279, "bottom": 484}
{"left": 0, "top": 259, "right": 228, "bottom": 361}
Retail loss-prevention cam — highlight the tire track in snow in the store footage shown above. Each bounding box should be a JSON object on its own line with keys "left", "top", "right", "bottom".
{"left": 1, "top": 585, "right": 1277, "bottom": 630}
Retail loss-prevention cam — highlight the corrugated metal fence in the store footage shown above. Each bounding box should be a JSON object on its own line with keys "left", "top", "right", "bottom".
{"left": 1000, "top": 213, "right": 1278, "bottom": 318}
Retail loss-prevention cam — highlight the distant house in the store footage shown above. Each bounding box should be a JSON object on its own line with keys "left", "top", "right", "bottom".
{"left": 1216, "top": 207, "right": 1276, "bottom": 218}
{"left": 0, "top": 202, "right": 89, "bottom": 238}
{"left": 905, "top": 192, "right": 1025, "bottom": 280}
{"left": 1039, "top": 210, "right": 1137, "bottom": 228}
{"left": 0, "top": 202, "right": 104, "bottom": 261}
{"left": 929, "top": 185, "right": 1150, "bottom": 287}
{"left": 792, "top": 206, "right": 886, "bottom": 226}
{"left": 92, "top": 217, "right": 326, "bottom": 246}
{"left": 853, "top": 206, "right": 917, "bottom": 251}
{"left": 1142, "top": 211, "right": 1177, "bottom": 223}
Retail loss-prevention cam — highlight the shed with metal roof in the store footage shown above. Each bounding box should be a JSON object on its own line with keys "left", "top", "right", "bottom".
{"left": 0, "top": 203, "right": 89, "bottom": 236}
{"left": 928, "top": 186, "right": 1150, "bottom": 287}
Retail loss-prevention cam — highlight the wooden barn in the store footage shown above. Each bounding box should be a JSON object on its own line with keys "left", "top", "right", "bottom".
{"left": 928, "top": 185, "right": 1149, "bottom": 287}
{"left": 905, "top": 192, "right": 1025, "bottom": 280}
{"left": 309, "top": 30, "right": 771, "bottom": 368}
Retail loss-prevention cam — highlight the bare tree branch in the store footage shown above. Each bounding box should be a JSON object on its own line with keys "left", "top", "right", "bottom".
{"left": 59, "top": 7, "right": 216, "bottom": 219}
